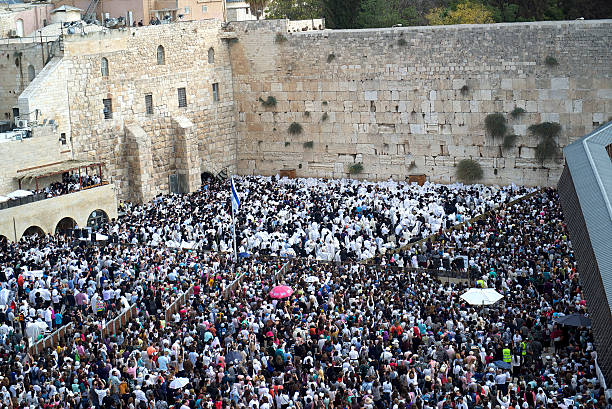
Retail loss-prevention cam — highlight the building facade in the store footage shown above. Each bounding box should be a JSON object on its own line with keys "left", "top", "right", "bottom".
{"left": 558, "top": 121, "right": 612, "bottom": 387}
{"left": 4, "top": 18, "right": 612, "bottom": 205}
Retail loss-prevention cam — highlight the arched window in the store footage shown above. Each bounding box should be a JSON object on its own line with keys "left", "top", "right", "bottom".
{"left": 157, "top": 45, "right": 165, "bottom": 65}
{"left": 27, "top": 65, "right": 35, "bottom": 82}
{"left": 101, "top": 57, "right": 109, "bottom": 76}
{"left": 208, "top": 47, "right": 214, "bottom": 64}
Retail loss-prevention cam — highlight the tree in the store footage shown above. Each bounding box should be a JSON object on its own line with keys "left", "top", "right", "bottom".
{"left": 322, "top": 0, "right": 362, "bottom": 28}
{"left": 426, "top": 0, "right": 496, "bottom": 25}
{"left": 355, "top": 0, "right": 419, "bottom": 28}
{"left": 266, "top": 0, "right": 323, "bottom": 20}
{"left": 245, "top": 0, "right": 270, "bottom": 19}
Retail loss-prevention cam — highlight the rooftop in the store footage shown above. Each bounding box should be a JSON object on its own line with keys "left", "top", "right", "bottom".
{"left": 563, "top": 121, "right": 612, "bottom": 311}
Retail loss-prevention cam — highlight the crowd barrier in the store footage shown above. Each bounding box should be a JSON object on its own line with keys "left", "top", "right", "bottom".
{"left": 29, "top": 322, "right": 74, "bottom": 356}
{"left": 164, "top": 286, "right": 194, "bottom": 323}
{"left": 101, "top": 304, "right": 138, "bottom": 338}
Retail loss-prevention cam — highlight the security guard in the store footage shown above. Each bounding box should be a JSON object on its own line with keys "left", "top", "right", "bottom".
{"left": 503, "top": 344, "right": 512, "bottom": 363}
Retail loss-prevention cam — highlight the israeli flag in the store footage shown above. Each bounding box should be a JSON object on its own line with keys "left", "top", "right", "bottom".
{"left": 231, "top": 177, "right": 240, "bottom": 211}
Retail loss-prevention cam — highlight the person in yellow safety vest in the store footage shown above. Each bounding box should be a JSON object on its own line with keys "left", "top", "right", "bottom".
{"left": 476, "top": 279, "right": 485, "bottom": 288}
{"left": 521, "top": 341, "right": 527, "bottom": 356}
{"left": 503, "top": 345, "right": 512, "bottom": 363}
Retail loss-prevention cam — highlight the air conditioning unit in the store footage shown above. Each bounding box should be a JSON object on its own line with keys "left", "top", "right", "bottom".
{"left": 7, "top": 30, "right": 17, "bottom": 38}
{"left": 15, "top": 119, "right": 28, "bottom": 128}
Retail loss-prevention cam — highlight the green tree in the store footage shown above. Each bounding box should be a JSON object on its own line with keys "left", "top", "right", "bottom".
{"left": 245, "top": 0, "right": 270, "bottom": 19}
{"left": 322, "top": 0, "right": 362, "bottom": 28}
{"left": 426, "top": 0, "right": 496, "bottom": 24}
{"left": 356, "top": 0, "right": 419, "bottom": 28}
{"left": 266, "top": 0, "right": 323, "bottom": 20}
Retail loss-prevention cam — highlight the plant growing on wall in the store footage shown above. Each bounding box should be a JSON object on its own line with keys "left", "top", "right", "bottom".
{"left": 398, "top": 38, "right": 407, "bottom": 46}
{"left": 321, "top": 112, "right": 329, "bottom": 122}
{"left": 304, "top": 111, "right": 310, "bottom": 117}
{"left": 327, "top": 53, "right": 336, "bottom": 63}
{"left": 503, "top": 134, "right": 518, "bottom": 149}
{"left": 510, "top": 106, "right": 526, "bottom": 119}
{"left": 275, "top": 33, "right": 288, "bottom": 43}
{"left": 529, "top": 122, "right": 561, "bottom": 163}
{"left": 408, "top": 161, "right": 417, "bottom": 171}
{"left": 303, "top": 141, "right": 314, "bottom": 148}
{"left": 456, "top": 159, "right": 483, "bottom": 183}
{"left": 285, "top": 141, "right": 290, "bottom": 147}
{"left": 544, "top": 55, "right": 558, "bottom": 67}
{"left": 484, "top": 113, "right": 507, "bottom": 139}
{"left": 460, "top": 85, "right": 469, "bottom": 96}
{"left": 349, "top": 162, "right": 364, "bottom": 174}
{"left": 259, "top": 96, "right": 277, "bottom": 107}
{"left": 288, "top": 122, "right": 303, "bottom": 135}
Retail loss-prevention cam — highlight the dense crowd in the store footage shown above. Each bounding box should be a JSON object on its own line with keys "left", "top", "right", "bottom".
{"left": 105, "top": 176, "right": 531, "bottom": 261}
{"left": 0, "top": 176, "right": 607, "bottom": 409}
{"left": 36, "top": 173, "right": 102, "bottom": 199}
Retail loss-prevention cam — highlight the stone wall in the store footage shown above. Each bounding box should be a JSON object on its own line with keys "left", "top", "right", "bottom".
{"left": 0, "top": 125, "right": 72, "bottom": 194}
{"left": 229, "top": 19, "right": 612, "bottom": 186}
{"left": 0, "top": 41, "right": 52, "bottom": 123}
{"left": 0, "top": 183, "right": 118, "bottom": 241}
{"left": 19, "top": 20, "right": 238, "bottom": 201}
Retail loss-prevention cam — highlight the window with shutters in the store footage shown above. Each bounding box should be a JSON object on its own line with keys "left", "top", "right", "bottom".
{"left": 178, "top": 87, "right": 187, "bottom": 108}
{"left": 103, "top": 98, "right": 112, "bottom": 119}
{"left": 212, "top": 83, "right": 219, "bottom": 102}
{"left": 145, "top": 94, "right": 153, "bottom": 115}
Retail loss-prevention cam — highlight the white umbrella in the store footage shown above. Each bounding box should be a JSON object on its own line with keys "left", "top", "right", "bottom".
{"left": 460, "top": 288, "right": 503, "bottom": 306}
{"left": 304, "top": 276, "right": 319, "bottom": 283}
{"left": 169, "top": 377, "right": 189, "bottom": 389}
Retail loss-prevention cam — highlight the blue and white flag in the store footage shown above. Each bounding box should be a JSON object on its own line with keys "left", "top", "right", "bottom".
{"left": 231, "top": 177, "right": 240, "bottom": 211}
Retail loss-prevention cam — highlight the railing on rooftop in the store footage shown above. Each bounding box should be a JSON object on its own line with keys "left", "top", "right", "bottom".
{"left": 0, "top": 182, "right": 109, "bottom": 211}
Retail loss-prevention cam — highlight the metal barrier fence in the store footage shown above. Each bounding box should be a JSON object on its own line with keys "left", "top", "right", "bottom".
{"left": 29, "top": 322, "right": 74, "bottom": 356}
{"left": 165, "top": 286, "right": 195, "bottom": 322}
{"left": 101, "top": 304, "right": 138, "bottom": 338}
{"left": 273, "top": 259, "right": 293, "bottom": 284}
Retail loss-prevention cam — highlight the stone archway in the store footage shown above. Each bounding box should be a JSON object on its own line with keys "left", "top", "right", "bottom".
{"left": 55, "top": 217, "right": 77, "bottom": 235}
{"left": 201, "top": 171, "right": 215, "bottom": 183}
{"left": 87, "top": 209, "right": 109, "bottom": 230}
{"left": 22, "top": 225, "right": 45, "bottom": 239}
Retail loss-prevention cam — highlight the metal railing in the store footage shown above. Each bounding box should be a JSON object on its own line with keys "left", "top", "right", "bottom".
{"left": 101, "top": 304, "right": 138, "bottom": 338}
{"left": 29, "top": 322, "right": 74, "bottom": 356}
{"left": 165, "top": 286, "right": 194, "bottom": 322}
{"left": 0, "top": 182, "right": 109, "bottom": 211}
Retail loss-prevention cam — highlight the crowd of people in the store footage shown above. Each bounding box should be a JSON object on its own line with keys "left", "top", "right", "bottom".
{"left": 0, "top": 176, "right": 608, "bottom": 409}
{"left": 107, "top": 176, "right": 531, "bottom": 261}
{"left": 35, "top": 173, "right": 102, "bottom": 199}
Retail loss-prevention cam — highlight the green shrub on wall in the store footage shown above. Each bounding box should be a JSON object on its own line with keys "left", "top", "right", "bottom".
{"left": 456, "top": 159, "right": 483, "bottom": 183}
{"left": 510, "top": 107, "right": 526, "bottom": 119}
{"left": 275, "top": 33, "right": 288, "bottom": 43}
{"left": 544, "top": 55, "right": 558, "bottom": 67}
{"left": 349, "top": 163, "right": 363, "bottom": 174}
{"left": 259, "top": 96, "right": 277, "bottom": 107}
{"left": 529, "top": 122, "right": 561, "bottom": 163}
{"left": 503, "top": 134, "right": 518, "bottom": 149}
{"left": 303, "top": 141, "right": 314, "bottom": 149}
{"left": 288, "top": 122, "right": 302, "bottom": 135}
{"left": 484, "top": 113, "right": 507, "bottom": 139}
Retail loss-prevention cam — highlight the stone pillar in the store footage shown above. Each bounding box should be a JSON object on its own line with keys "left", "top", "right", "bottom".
{"left": 172, "top": 115, "right": 200, "bottom": 193}
{"left": 125, "top": 124, "right": 155, "bottom": 203}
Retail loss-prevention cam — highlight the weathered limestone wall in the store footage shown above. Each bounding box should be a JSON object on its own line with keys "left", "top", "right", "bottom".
{"left": 0, "top": 183, "right": 118, "bottom": 241}
{"left": 18, "top": 57, "right": 71, "bottom": 137}
{"left": 229, "top": 19, "right": 612, "bottom": 186}
{"left": 0, "top": 125, "right": 72, "bottom": 194}
{"left": 0, "top": 42, "right": 51, "bottom": 122}
{"left": 20, "top": 20, "right": 238, "bottom": 201}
